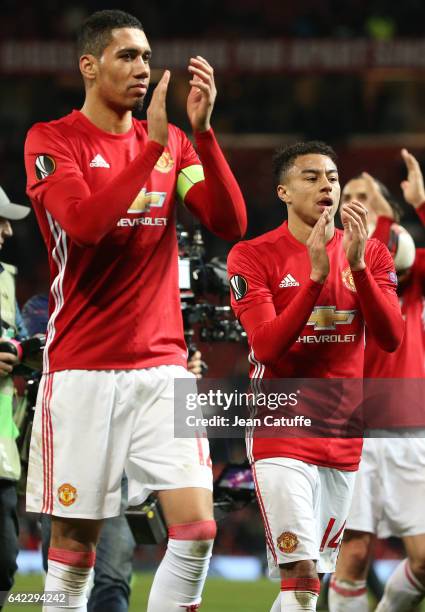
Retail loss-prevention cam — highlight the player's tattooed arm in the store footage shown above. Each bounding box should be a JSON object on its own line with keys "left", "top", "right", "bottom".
{"left": 147, "top": 70, "right": 170, "bottom": 147}
{"left": 341, "top": 200, "right": 368, "bottom": 271}
{"left": 307, "top": 209, "right": 330, "bottom": 284}
{"left": 400, "top": 148, "right": 425, "bottom": 209}
{"left": 187, "top": 56, "right": 217, "bottom": 132}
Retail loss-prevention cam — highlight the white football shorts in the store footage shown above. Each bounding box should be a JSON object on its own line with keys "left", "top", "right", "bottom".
{"left": 347, "top": 436, "right": 425, "bottom": 538}
{"left": 253, "top": 457, "right": 356, "bottom": 578}
{"left": 26, "top": 366, "right": 212, "bottom": 519}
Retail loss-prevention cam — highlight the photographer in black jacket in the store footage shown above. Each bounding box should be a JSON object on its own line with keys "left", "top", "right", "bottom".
{"left": 0, "top": 186, "right": 30, "bottom": 610}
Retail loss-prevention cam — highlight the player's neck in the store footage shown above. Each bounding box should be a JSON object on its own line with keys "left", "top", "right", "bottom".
{"left": 288, "top": 216, "right": 335, "bottom": 244}
{"left": 80, "top": 99, "right": 133, "bottom": 135}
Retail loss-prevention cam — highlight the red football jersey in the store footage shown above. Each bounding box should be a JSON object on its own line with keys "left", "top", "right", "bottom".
{"left": 363, "top": 239, "right": 425, "bottom": 429}
{"left": 228, "top": 221, "right": 399, "bottom": 470}
{"left": 25, "top": 111, "right": 201, "bottom": 372}
{"left": 365, "top": 250, "right": 425, "bottom": 379}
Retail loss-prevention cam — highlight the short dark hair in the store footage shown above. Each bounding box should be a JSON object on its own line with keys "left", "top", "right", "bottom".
{"left": 272, "top": 141, "right": 337, "bottom": 186}
{"left": 77, "top": 10, "right": 143, "bottom": 58}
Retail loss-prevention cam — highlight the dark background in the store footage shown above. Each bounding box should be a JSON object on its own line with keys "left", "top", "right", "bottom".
{"left": 3, "top": 0, "right": 425, "bottom": 567}
{"left": 2, "top": 0, "right": 425, "bottom": 306}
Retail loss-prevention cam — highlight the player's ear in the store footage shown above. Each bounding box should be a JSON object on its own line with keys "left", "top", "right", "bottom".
{"left": 277, "top": 184, "right": 290, "bottom": 205}
{"left": 79, "top": 54, "right": 98, "bottom": 81}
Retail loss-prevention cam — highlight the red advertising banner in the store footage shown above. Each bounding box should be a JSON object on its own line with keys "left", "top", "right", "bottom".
{"left": 2, "top": 39, "right": 425, "bottom": 74}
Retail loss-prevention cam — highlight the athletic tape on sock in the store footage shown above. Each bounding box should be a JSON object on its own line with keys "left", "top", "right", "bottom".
{"left": 48, "top": 547, "right": 96, "bottom": 568}
{"left": 281, "top": 577, "right": 321, "bottom": 594}
{"left": 168, "top": 519, "right": 217, "bottom": 541}
{"left": 329, "top": 577, "right": 367, "bottom": 597}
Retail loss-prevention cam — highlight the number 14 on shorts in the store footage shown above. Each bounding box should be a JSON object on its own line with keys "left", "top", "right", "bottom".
{"left": 320, "top": 518, "right": 346, "bottom": 552}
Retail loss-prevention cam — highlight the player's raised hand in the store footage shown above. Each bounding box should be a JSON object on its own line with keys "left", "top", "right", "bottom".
{"left": 362, "top": 172, "right": 394, "bottom": 219}
{"left": 187, "top": 56, "right": 217, "bottom": 132}
{"left": 341, "top": 200, "right": 368, "bottom": 271}
{"left": 147, "top": 70, "right": 170, "bottom": 147}
{"left": 307, "top": 209, "right": 330, "bottom": 284}
{"left": 401, "top": 148, "right": 425, "bottom": 209}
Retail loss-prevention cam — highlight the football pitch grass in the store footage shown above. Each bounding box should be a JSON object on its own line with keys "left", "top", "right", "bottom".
{"left": 5, "top": 573, "right": 277, "bottom": 611}
{"left": 5, "top": 572, "right": 425, "bottom": 611}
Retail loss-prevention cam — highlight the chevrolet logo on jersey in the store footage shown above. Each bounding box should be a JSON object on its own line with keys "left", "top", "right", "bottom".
{"left": 307, "top": 306, "right": 356, "bottom": 331}
{"left": 128, "top": 189, "right": 166, "bottom": 214}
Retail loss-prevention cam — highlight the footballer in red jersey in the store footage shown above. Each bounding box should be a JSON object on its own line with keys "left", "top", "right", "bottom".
{"left": 24, "top": 10, "right": 246, "bottom": 612}
{"left": 330, "top": 152, "right": 425, "bottom": 612}
{"left": 227, "top": 141, "right": 403, "bottom": 611}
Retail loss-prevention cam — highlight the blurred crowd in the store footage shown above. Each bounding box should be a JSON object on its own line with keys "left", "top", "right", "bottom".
{"left": 2, "top": 0, "right": 425, "bottom": 39}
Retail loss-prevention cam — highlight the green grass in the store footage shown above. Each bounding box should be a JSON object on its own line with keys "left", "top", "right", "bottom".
{"left": 4, "top": 573, "right": 278, "bottom": 612}
{"left": 5, "top": 572, "right": 425, "bottom": 611}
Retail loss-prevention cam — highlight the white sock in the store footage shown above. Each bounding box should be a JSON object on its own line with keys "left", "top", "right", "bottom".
{"left": 328, "top": 577, "right": 368, "bottom": 611}
{"left": 44, "top": 560, "right": 92, "bottom": 611}
{"left": 270, "top": 592, "right": 281, "bottom": 612}
{"left": 376, "top": 559, "right": 425, "bottom": 611}
{"left": 147, "top": 520, "right": 216, "bottom": 611}
{"left": 85, "top": 568, "right": 95, "bottom": 601}
{"left": 280, "top": 590, "right": 318, "bottom": 611}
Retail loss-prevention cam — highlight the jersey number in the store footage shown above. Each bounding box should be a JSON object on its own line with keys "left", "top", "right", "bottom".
{"left": 319, "top": 518, "right": 346, "bottom": 552}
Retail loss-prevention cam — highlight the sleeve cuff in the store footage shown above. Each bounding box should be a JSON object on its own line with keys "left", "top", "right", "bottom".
{"left": 376, "top": 216, "right": 393, "bottom": 229}
{"left": 307, "top": 278, "right": 326, "bottom": 290}
{"left": 416, "top": 201, "right": 425, "bottom": 225}
{"left": 351, "top": 267, "right": 370, "bottom": 285}
{"left": 372, "top": 216, "right": 393, "bottom": 243}
{"left": 194, "top": 128, "right": 215, "bottom": 143}
{"left": 146, "top": 140, "right": 165, "bottom": 154}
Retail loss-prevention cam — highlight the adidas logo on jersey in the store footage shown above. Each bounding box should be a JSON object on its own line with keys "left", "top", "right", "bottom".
{"left": 89, "top": 154, "right": 110, "bottom": 168}
{"left": 279, "top": 273, "right": 300, "bottom": 288}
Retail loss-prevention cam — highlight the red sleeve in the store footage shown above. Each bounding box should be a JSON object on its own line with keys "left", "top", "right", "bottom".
{"left": 352, "top": 240, "right": 404, "bottom": 352}
{"left": 183, "top": 129, "right": 247, "bottom": 241}
{"left": 373, "top": 203, "right": 425, "bottom": 242}
{"left": 227, "top": 243, "right": 323, "bottom": 365}
{"left": 371, "top": 216, "right": 393, "bottom": 244}
{"left": 411, "top": 249, "right": 425, "bottom": 293}
{"left": 178, "top": 127, "right": 202, "bottom": 168}
{"left": 416, "top": 202, "right": 425, "bottom": 226}
{"left": 24, "top": 124, "right": 164, "bottom": 247}
{"left": 412, "top": 205, "right": 425, "bottom": 289}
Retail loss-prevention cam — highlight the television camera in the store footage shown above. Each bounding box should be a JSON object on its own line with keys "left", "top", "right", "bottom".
{"left": 177, "top": 223, "right": 246, "bottom": 355}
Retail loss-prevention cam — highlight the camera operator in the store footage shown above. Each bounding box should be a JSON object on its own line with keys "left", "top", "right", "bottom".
{"left": 0, "top": 186, "right": 31, "bottom": 610}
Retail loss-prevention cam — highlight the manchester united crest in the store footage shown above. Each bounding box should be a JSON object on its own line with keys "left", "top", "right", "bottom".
{"left": 277, "top": 531, "right": 298, "bottom": 554}
{"left": 58, "top": 483, "right": 77, "bottom": 507}
{"left": 342, "top": 267, "right": 356, "bottom": 292}
{"left": 155, "top": 151, "right": 174, "bottom": 173}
